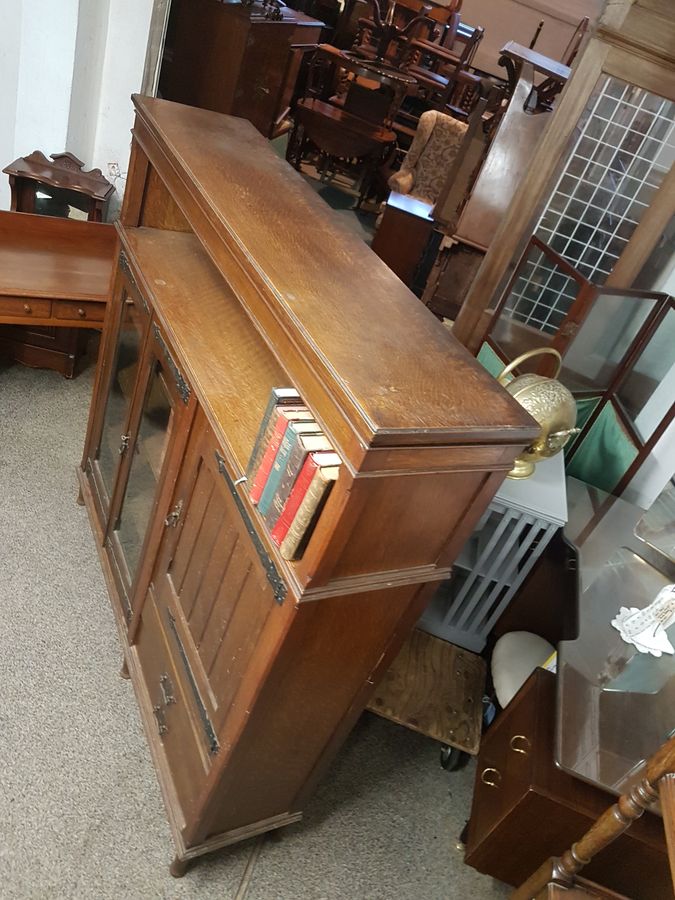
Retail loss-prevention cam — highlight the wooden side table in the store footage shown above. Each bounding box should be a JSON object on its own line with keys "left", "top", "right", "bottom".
{"left": 1, "top": 151, "right": 115, "bottom": 377}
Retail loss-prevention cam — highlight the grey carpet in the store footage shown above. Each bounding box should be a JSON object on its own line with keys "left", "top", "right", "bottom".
{"left": 0, "top": 359, "right": 509, "bottom": 899}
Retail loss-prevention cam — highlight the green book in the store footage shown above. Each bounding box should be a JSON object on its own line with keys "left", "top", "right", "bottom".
{"left": 263, "top": 430, "right": 332, "bottom": 530}
{"left": 246, "top": 387, "right": 301, "bottom": 479}
{"left": 258, "top": 422, "right": 326, "bottom": 516}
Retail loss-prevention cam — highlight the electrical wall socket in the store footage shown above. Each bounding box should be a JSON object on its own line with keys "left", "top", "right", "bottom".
{"left": 108, "top": 162, "right": 121, "bottom": 179}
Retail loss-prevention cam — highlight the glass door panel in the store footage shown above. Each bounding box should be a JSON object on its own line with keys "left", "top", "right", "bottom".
{"left": 535, "top": 75, "right": 675, "bottom": 287}
{"left": 617, "top": 306, "right": 675, "bottom": 442}
{"left": 560, "top": 291, "right": 658, "bottom": 393}
{"left": 94, "top": 289, "right": 145, "bottom": 504}
{"left": 112, "top": 358, "right": 176, "bottom": 586}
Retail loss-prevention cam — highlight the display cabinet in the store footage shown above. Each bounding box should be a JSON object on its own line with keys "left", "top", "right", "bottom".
{"left": 78, "top": 95, "right": 537, "bottom": 875}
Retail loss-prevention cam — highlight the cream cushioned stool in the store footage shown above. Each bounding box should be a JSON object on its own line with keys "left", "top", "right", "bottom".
{"left": 491, "top": 631, "right": 555, "bottom": 709}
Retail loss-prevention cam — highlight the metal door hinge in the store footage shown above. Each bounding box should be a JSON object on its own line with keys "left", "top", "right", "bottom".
{"left": 164, "top": 499, "right": 183, "bottom": 528}
{"left": 118, "top": 434, "right": 130, "bottom": 455}
{"left": 159, "top": 673, "right": 176, "bottom": 705}
{"left": 152, "top": 704, "right": 168, "bottom": 735}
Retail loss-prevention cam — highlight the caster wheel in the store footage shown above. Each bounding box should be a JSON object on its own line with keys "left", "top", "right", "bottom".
{"left": 440, "top": 745, "right": 466, "bottom": 771}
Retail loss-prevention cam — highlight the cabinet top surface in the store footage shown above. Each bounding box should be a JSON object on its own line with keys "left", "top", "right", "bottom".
{"left": 0, "top": 210, "right": 115, "bottom": 301}
{"left": 132, "top": 95, "right": 536, "bottom": 447}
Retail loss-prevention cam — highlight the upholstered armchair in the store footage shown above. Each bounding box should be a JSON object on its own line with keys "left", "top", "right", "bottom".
{"left": 388, "top": 109, "right": 467, "bottom": 204}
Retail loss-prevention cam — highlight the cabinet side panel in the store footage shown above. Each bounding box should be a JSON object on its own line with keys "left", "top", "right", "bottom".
{"left": 327, "top": 469, "right": 505, "bottom": 579}
{"left": 192, "top": 582, "right": 432, "bottom": 842}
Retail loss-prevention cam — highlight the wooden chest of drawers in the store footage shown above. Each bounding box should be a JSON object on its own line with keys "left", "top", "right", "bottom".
{"left": 465, "top": 669, "right": 670, "bottom": 899}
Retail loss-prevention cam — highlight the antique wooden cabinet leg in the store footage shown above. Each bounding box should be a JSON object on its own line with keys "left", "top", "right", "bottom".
{"left": 120, "top": 658, "right": 130, "bottom": 680}
{"left": 76, "top": 484, "right": 85, "bottom": 506}
{"left": 169, "top": 856, "right": 190, "bottom": 878}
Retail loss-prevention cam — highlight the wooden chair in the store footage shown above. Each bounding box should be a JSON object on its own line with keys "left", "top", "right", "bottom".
{"left": 402, "top": 19, "right": 483, "bottom": 106}
{"left": 511, "top": 732, "right": 675, "bottom": 899}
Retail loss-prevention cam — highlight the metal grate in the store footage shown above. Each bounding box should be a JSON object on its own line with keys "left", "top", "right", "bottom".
{"left": 503, "top": 76, "right": 675, "bottom": 334}
{"left": 418, "top": 505, "right": 559, "bottom": 653}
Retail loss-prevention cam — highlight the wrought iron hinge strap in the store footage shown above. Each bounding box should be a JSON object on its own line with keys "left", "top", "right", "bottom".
{"left": 214, "top": 450, "right": 287, "bottom": 605}
{"left": 166, "top": 610, "right": 219, "bottom": 755}
{"left": 153, "top": 324, "right": 190, "bottom": 405}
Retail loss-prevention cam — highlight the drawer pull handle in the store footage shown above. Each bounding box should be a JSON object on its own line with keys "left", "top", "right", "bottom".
{"left": 481, "top": 767, "right": 501, "bottom": 788}
{"left": 153, "top": 704, "right": 168, "bottom": 736}
{"left": 77, "top": 307, "right": 86, "bottom": 318}
{"left": 510, "top": 734, "right": 531, "bottom": 755}
{"left": 159, "top": 673, "right": 176, "bottom": 706}
{"left": 23, "top": 304, "right": 32, "bottom": 314}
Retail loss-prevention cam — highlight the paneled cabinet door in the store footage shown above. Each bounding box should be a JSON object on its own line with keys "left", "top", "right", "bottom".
{"left": 105, "top": 318, "right": 193, "bottom": 621}
{"left": 144, "top": 410, "right": 285, "bottom": 768}
{"left": 86, "top": 255, "right": 150, "bottom": 533}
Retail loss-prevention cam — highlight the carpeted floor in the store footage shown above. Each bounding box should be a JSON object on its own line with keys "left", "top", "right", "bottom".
{"left": 0, "top": 358, "right": 510, "bottom": 899}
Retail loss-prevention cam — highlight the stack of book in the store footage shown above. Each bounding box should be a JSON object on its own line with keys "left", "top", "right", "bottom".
{"left": 247, "top": 388, "right": 341, "bottom": 560}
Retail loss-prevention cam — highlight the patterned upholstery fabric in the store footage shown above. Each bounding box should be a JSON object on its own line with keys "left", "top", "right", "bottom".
{"left": 388, "top": 110, "right": 468, "bottom": 204}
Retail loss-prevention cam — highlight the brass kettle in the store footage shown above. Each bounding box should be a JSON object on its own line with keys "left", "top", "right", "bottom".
{"left": 498, "top": 348, "right": 579, "bottom": 479}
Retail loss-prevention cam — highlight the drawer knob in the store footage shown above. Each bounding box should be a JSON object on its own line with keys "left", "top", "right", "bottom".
{"left": 510, "top": 734, "right": 531, "bottom": 755}
{"left": 23, "top": 303, "right": 31, "bottom": 314}
{"left": 77, "top": 307, "right": 86, "bottom": 318}
{"left": 481, "top": 767, "right": 501, "bottom": 788}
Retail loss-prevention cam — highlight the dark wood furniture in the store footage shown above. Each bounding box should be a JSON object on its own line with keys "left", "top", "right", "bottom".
{"left": 0, "top": 210, "right": 115, "bottom": 339}
{"left": 3, "top": 151, "right": 115, "bottom": 221}
{"left": 159, "top": 0, "right": 324, "bottom": 139}
{"left": 371, "top": 190, "right": 434, "bottom": 286}
{"left": 286, "top": 44, "right": 415, "bottom": 203}
{"left": 78, "top": 93, "right": 537, "bottom": 875}
{"left": 422, "top": 63, "right": 557, "bottom": 320}
{"left": 465, "top": 669, "right": 672, "bottom": 899}
{"left": 2, "top": 152, "right": 116, "bottom": 377}
{"left": 513, "top": 729, "right": 675, "bottom": 899}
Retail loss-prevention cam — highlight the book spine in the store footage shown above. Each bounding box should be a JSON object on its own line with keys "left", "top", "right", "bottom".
{"left": 249, "top": 411, "right": 289, "bottom": 504}
{"left": 257, "top": 426, "right": 297, "bottom": 516}
{"left": 264, "top": 433, "right": 310, "bottom": 531}
{"left": 270, "top": 454, "right": 318, "bottom": 546}
{"left": 246, "top": 389, "right": 299, "bottom": 478}
{"left": 280, "top": 469, "right": 331, "bottom": 560}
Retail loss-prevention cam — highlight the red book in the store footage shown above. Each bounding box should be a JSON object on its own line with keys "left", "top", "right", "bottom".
{"left": 270, "top": 451, "right": 341, "bottom": 546}
{"left": 249, "top": 407, "right": 313, "bottom": 504}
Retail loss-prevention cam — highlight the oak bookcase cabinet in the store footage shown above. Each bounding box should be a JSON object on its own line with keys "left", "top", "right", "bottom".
{"left": 78, "top": 95, "right": 537, "bottom": 875}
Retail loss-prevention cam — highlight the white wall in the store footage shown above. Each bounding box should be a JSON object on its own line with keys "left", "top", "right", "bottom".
{"left": 90, "top": 0, "right": 155, "bottom": 213}
{"left": 0, "top": 0, "right": 22, "bottom": 209}
{"left": 1, "top": 0, "right": 154, "bottom": 216}
{"left": 67, "top": 0, "right": 111, "bottom": 167}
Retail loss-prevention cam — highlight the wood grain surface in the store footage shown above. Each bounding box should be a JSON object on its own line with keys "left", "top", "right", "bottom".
{"left": 0, "top": 210, "right": 115, "bottom": 301}
{"left": 367, "top": 627, "right": 485, "bottom": 754}
{"left": 130, "top": 95, "right": 536, "bottom": 449}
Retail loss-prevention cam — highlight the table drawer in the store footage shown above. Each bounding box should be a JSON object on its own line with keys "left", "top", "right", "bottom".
{"left": 136, "top": 591, "right": 210, "bottom": 821}
{"left": 0, "top": 297, "right": 51, "bottom": 318}
{"left": 54, "top": 299, "right": 105, "bottom": 322}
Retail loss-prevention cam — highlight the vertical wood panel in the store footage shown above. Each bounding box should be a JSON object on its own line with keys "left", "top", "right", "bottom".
{"left": 186, "top": 519, "right": 238, "bottom": 640}
{"left": 199, "top": 553, "right": 251, "bottom": 672}
{"left": 169, "top": 459, "right": 212, "bottom": 591}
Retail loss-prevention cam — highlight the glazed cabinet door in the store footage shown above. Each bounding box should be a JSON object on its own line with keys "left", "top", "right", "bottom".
{"left": 133, "top": 410, "right": 285, "bottom": 821}
{"left": 85, "top": 253, "right": 150, "bottom": 532}
{"left": 105, "top": 319, "right": 193, "bottom": 621}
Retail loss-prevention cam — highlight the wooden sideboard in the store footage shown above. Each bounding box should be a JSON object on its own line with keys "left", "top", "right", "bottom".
{"left": 77, "top": 94, "right": 537, "bottom": 875}
{"left": 0, "top": 211, "right": 115, "bottom": 354}
{"left": 465, "top": 669, "right": 671, "bottom": 898}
